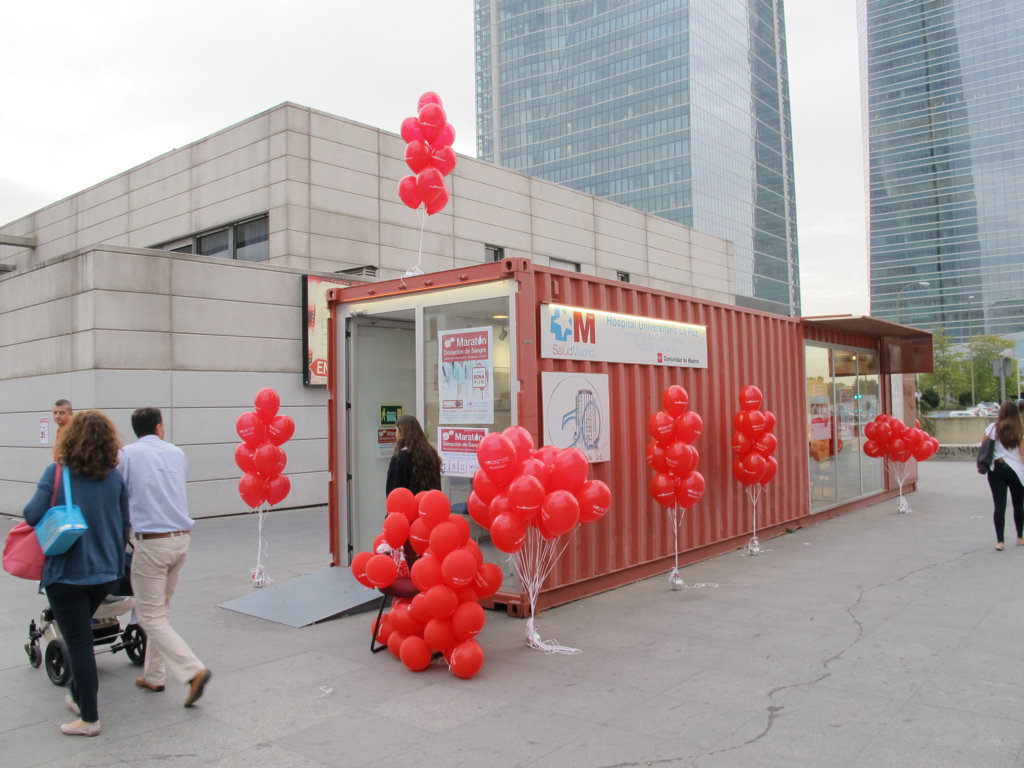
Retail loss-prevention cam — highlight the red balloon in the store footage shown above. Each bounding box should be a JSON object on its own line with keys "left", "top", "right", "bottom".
{"left": 235, "top": 412, "right": 266, "bottom": 447}
{"left": 863, "top": 421, "right": 878, "bottom": 441}
{"left": 410, "top": 592, "right": 431, "bottom": 624}
{"left": 383, "top": 512, "right": 411, "bottom": 549}
{"left": 466, "top": 492, "right": 491, "bottom": 528}
{"left": 487, "top": 493, "right": 510, "bottom": 524}
{"left": 388, "top": 602, "right": 422, "bottom": 636}
{"left": 664, "top": 442, "right": 697, "bottom": 476}
{"left": 663, "top": 385, "right": 689, "bottom": 417}
{"left": 351, "top": 551, "right": 373, "bottom": 587}
{"left": 649, "top": 411, "right": 676, "bottom": 445}
{"left": 449, "top": 515, "right": 471, "bottom": 548}
{"left": 477, "top": 432, "right": 519, "bottom": 487}
{"left": 731, "top": 430, "right": 754, "bottom": 458}
{"left": 409, "top": 518, "right": 430, "bottom": 555}
{"left": 472, "top": 561, "right": 503, "bottom": 598}
{"left": 234, "top": 443, "right": 255, "bottom": 473}
{"left": 431, "top": 146, "right": 457, "bottom": 176}
{"left": 763, "top": 411, "right": 777, "bottom": 433}
{"left": 577, "top": 480, "right": 611, "bottom": 523}
{"left": 550, "top": 448, "right": 589, "bottom": 494}
{"left": 417, "top": 91, "right": 443, "bottom": 110}
{"left": 405, "top": 140, "right": 431, "bottom": 173}
{"left": 429, "top": 521, "right": 460, "bottom": 560}
{"left": 646, "top": 440, "right": 669, "bottom": 473}
{"left": 452, "top": 601, "right": 486, "bottom": 642}
{"left": 432, "top": 122, "right": 456, "bottom": 149}
{"left": 423, "top": 617, "right": 457, "bottom": 652}
{"left": 424, "top": 584, "right": 458, "bottom": 619}
{"left": 400, "top": 116, "right": 425, "bottom": 143}
{"left": 650, "top": 473, "right": 676, "bottom": 508}
{"left": 760, "top": 456, "right": 779, "bottom": 485}
{"left": 365, "top": 553, "right": 398, "bottom": 588}
{"left": 254, "top": 443, "right": 286, "bottom": 476}
{"left": 410, "top": 554, "right": 442, "bottom": 592}
{"left": 418, "top": 489, "right": 451, "bottom": 528}
{"left": 424, "top": 183, "right": 449, "bottom": 215}
{"left": 518, "top": 457, "right": 549, "bottom": 491}
{"left": 862, "top": 439, "right": 882, "bottom": 458}
{"left": 418, "top": 102, "right": 447, "bottom": 143}
{"left": 386, "top": 630, "right": 405, "bottom": 659}
{"left": 397, "top": 175, "right": 422, "bottom": 209}
{"left": 441, "top": 548, "right": 478, "bottom": 588}
{"left": 399, "top": 635, "right": 432, "bottom": 672}
{"left": 540, "top": 490, "right": 580, "bottom": 537}
{"left": 387, "top": 488, "right": 419, "bottom": 523}
{"left": 676, "top": 471, "right": 705, "bottom": 509}
{"left": 416, "top": 167, "right": 446, "bottom": 205}
{"left": 472, "top": 467, "right": 502, "bottom": 504}
{"left": 742, "top": 410, "right": 767, "bottom": 435}
{"left": 732, "top": 453, "right": 765, "bottom": 486}
{"left": 508, "top": 474, "right": 545, "bottom": 521}
{"left": 489, "top": 512, "right": 526, "bottom": 553}
{"left": 754, "top": 433, "right": 778, "bottom": 456}
{"left": 674, "top": 411, "right": 703, "bottom": 444}
{"left": 238, "top": 472, "right": 264, "bottom": 508}
{"left": 267, "top": 414, "right": 295, "bottom": 446}
{"left": 264, "top": 474, "right": 290, "bottom": 505}
{"left": 502, "top": 425, "right": 536, "bottom": 466}
{"left": 254, "top": 388, "right": 280, "bottom": 421}
{"left": 449, "top": 639, "right": 485, "bottom": 679}
{"left": 874, "top": 421, "right": 892, "bottom": 445}
{"left": 739, "top": 385, "right": 763, "bottom": 411}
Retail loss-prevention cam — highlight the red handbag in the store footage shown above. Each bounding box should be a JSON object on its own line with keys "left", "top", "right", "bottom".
{"left": 3, "top": 467, "right": 59, "bottom": 580}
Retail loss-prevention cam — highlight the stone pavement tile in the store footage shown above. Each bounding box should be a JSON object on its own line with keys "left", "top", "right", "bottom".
{"left": 528, "top": 721, "right": 698, "bottom": 768}
{"left": 910, "top": 673, "right": 1024, "bottom": 724}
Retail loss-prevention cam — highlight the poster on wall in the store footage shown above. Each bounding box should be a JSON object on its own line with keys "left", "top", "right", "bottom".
{"left": 302, "top": 275, "right": 357, "bottom": 386}
{"left": 540, "top": 303, "right": 708, "bottom": 368}
{"left": 438, "top": 427, "right": 488, "bottom": 478}
{"left": 542, "top": 371, "right": 611, "bottom": 463}
{"left": 439, "top": 326, "right": 494, "bottom": 424}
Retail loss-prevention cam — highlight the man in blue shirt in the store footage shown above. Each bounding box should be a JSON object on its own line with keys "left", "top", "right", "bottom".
{"left": 119, "top": 408, "right": 212, "bottom": 707}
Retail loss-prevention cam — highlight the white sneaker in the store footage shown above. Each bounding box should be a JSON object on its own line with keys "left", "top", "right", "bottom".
{"left": 60, "top": 718, "right": 100, "bottom": 736}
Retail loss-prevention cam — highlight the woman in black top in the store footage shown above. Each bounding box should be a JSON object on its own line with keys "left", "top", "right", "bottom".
{"left": 386, "top": 415, "right": 442, "bottom": 495}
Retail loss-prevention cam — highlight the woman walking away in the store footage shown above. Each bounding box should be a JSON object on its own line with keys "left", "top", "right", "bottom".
{"left": 23, "top": 411, "right": 130, "bottom": 736}
{"left": 982, "top": 401, "right": 1024, "bottom": 550}
{"left": 386, "top": 415, "right": 442, "bottom": 495}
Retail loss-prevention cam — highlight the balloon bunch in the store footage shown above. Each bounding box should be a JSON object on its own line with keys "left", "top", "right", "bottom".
{"left": 863, "top": 414, "right": 938, "bottom": 513}
{"left": 469, "top": 426, "right": 611, "bottom": 653}
{"left": 352, "top": 489, "right": 503, "bottom": 679}
{"left": 729, "top": 385, "right": 777, "bottom": 555}
{"left": 397, "top": 92, "right": 456, "bottom": 217}
{"left": 233, "top": 388, "right": 295, "bottom": 586}
{"left": 646, "top": 385, "right": 711, "bottom": 590}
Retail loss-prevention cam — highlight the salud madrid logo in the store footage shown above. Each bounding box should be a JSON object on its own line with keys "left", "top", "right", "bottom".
{"left": 549, "top": 307, "right": 596, "bottom": 344}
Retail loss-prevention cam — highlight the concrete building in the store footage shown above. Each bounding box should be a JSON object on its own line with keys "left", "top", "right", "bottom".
{"left": 0, "top": 102, "right": 737, "bottom": 517}
{"left": 474, "top": 0, "right": 800, "bottom": 316}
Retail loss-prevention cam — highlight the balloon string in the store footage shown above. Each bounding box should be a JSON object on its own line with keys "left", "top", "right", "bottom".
{"left": 251, "top": 504, "right": 270, "bottom": 588}
{"left": 404, "top": 208, "right": 427, "bottom": 278}
{"left": 512, "top": 527, "right": 580, "bottom": 654}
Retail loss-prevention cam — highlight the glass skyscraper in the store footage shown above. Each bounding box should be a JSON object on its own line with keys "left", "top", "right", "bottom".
{"left": 475, "top": 0, "right": 800, "bottom": 316}
{"left": 862, "top": 0, "right": 1024, "bottom": 341}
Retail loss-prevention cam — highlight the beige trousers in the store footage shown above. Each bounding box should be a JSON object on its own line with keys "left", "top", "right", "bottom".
{"left": 130, "top": 534, "right": 204, "bottom": 686}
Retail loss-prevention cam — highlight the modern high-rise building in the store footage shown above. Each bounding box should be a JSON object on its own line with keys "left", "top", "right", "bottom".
{"left": 861, "top": 0, "right": 1024, "bottom": 341}
{"left": 474, "top": 0, "right": 801, "bottom": 316}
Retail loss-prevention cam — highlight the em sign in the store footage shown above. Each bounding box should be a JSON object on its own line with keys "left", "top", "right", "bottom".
{"left": 539, "top": 303, "right": 708, "bottom": 368}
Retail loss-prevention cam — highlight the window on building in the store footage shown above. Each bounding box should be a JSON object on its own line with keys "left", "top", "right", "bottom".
{"left": 616, "top": 271, "right": 631, "bottom": 282}
{"left": 156, "top": 215, "right": 269, "bottom": 262}
{"left": 550, "top": 257, "right": 581, "bottom": 272}
{"left": 485, "top": 244, "right": 505, "bottom": 262}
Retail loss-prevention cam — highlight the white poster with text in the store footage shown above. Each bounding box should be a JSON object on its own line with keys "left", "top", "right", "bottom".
{"left": 439, "top": 327, "right": 494, "bottom": 424}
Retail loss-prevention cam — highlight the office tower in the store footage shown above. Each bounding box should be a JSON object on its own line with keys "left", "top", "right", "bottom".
{"left": 862, "top": 0, "right": 1024, "bottom": 340}
{"left": 475, "top": 0, "right": 800, "bottom": 315}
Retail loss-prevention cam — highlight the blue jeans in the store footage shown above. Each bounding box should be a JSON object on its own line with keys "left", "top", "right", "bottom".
{"left": 988, "top": 460, "right": 1024, "bottom": 544}
{"left": 45, "top": 581, "right": 118, "bottom": 722}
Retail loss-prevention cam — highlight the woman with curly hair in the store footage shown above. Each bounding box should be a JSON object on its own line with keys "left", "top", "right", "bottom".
{"left": 23, "top": 410, "right": 130, "bottom": 736}
{"left": 981, "top": 401, "right": 1024, "bottom": 550}
{"left": 386, "top": 415, "right": 442, "bottom": 496}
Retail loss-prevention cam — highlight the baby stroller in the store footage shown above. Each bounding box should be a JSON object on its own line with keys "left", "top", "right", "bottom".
{"left": 23, "top": 552, "right": 147, "bottom": 686}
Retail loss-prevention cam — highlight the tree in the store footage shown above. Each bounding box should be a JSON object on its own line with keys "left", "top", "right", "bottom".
{"left": 918, "top": 328, "right": 966, "bottom": 407}
{"left": 967, "top": 335, "right": 1018, "bottom": 403}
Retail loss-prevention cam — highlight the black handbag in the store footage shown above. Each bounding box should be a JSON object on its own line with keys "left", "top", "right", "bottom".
{"left": 977, "top": 437, "right": 995, "bottom": 474}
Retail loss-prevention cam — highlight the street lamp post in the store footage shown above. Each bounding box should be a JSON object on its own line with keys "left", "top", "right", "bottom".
{"left": 968, "top": 295, "right": 976, "bottom": 405}
{"left": 895, "top": 280, "right": 930, "bottom": 323}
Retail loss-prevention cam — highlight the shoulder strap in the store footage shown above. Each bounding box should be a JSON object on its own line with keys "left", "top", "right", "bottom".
{"left": 50, "top": 464, "right": 62, "bottom": 506}
{"left": 61, "top": 466, "right": 73, "bottom": 508}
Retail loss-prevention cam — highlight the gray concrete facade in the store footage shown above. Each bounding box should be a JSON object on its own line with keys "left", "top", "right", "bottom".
{"left": 0, "top": 103, "right": 736, "bottom": 516}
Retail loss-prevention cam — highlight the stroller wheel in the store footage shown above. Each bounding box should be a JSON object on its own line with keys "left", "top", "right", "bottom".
{"left": 25, "top": 641, "right": 42, "bottom": 668}
{"left": 123, "top": 624, "right": 147, "bottom": 665}
{"left": 44, "top": 639, "right": 71, "bottom": 686}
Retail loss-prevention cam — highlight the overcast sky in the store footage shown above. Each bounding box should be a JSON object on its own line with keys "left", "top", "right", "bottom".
{"left": 0, "top": 0, "right": 867, "bottom": 316}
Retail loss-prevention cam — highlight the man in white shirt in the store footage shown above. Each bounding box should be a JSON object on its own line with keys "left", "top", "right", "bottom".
{"left": 119, "top": 408, "right": 211, "bottom": 707}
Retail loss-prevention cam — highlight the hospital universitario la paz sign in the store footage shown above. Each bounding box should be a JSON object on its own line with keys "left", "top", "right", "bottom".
{"left": 540, "top": 304, "right": 708, "bottom": 367}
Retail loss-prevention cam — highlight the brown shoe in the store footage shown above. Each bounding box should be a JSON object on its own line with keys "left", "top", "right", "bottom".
{"left": 136, "top": 676, "right": 165, "bottom": 692}
{"left": 184, "top": 668, "right": 212, "bottom": 707}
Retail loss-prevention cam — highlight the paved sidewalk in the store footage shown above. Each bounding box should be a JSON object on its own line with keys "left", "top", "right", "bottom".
{"left": 2, "top": 460, "right": 1023, "bottom": 767}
